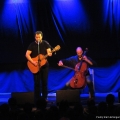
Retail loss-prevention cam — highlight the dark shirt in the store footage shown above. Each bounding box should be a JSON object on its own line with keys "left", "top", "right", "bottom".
{"left": 27, "top": 40, "right": 51, "bottom": 67}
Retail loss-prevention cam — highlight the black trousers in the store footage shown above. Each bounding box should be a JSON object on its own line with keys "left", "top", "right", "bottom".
{"left": 33, "top": 66, "right": 49, "bottom": 101}
{"left": 86, "top": 75, "right": 95, "bottom": 98}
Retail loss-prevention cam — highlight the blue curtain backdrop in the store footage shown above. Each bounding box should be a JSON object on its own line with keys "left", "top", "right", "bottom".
{"left": 0, "top": 61, "right": 120, "bottom": 93}
{"left": 0, "top": 0, "right": 120, "bottom": 93}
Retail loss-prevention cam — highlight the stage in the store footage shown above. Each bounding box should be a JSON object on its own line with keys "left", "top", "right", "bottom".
{"left": 0, "top": 92, "right": 120, "bottom": 108}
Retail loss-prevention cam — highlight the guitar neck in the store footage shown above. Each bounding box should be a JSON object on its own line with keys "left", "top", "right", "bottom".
{"left": 40, "top": 49, "right": 56, "bottom": 60}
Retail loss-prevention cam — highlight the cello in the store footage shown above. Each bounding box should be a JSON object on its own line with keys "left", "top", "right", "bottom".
{"left": 69, "top": 48, "right": 88, "bottom": 89}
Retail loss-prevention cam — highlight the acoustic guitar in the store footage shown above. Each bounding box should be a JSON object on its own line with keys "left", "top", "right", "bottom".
{"left": 27, "top": 45, "right": 61, "bottom": 73}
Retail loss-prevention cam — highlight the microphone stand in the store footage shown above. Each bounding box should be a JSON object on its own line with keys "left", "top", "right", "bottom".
{"left": 37, "top": 41, "right": 41, "bottom": 97}
{"left": 38, "top": 41, "right": 41, "bottom": 71}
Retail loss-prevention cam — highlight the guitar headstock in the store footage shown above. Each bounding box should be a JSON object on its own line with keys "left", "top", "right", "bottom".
{"left": 53, "top": 45, "right": 61, "bottom": 52}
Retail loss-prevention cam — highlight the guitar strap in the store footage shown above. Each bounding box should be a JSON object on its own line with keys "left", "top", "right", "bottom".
{"left": 38, "top": 41, "right": 41, "bottom": 72}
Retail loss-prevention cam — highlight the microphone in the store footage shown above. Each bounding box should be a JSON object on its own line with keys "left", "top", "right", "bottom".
{"left": 36, "top": 40, "right": 41, "bottom": 44}
{"left": 38, "top": 40, "right": 41, "bottom": 43}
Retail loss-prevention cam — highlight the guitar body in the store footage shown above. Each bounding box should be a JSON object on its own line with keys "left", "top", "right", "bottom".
{"left": 27, "top": 54, "right": 47, "bottom": 74}
{"left": 27, "top": 45, "right": 61, "bottom": 73}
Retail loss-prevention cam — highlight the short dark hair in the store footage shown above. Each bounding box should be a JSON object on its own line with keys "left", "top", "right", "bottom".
{"left": 35, "top": 31, "right": 43, "bottom": 37}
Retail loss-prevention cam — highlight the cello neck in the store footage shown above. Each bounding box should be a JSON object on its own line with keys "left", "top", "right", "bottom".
{"left": 78, "top": 48, "right": 88, "bottom": 70}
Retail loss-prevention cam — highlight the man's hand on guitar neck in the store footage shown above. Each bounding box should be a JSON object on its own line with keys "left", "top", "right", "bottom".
{"left": 47, "top": 48, "right": 52, "bottom": 57}
{"left": 47, "top": 52, "right": 52, "bottom": 56}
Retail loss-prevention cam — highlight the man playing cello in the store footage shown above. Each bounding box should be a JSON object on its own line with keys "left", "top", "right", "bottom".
{"left": 58, "top": 47, "right": 97, "bottom": 100}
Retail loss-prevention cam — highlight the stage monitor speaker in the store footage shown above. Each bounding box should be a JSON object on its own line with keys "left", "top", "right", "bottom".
{"left": 11, "top": 92, "right": 34, "bottom": 107}
{"left": 56, "top": 89, "right": 81, "bottom": 105}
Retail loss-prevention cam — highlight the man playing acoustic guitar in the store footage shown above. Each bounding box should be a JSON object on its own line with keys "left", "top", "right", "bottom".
{"left": 25, "top": 31, "right": 52, "bottom": 102}
{"left": 58, "top": 47, "right": 97, "bottom": 100}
